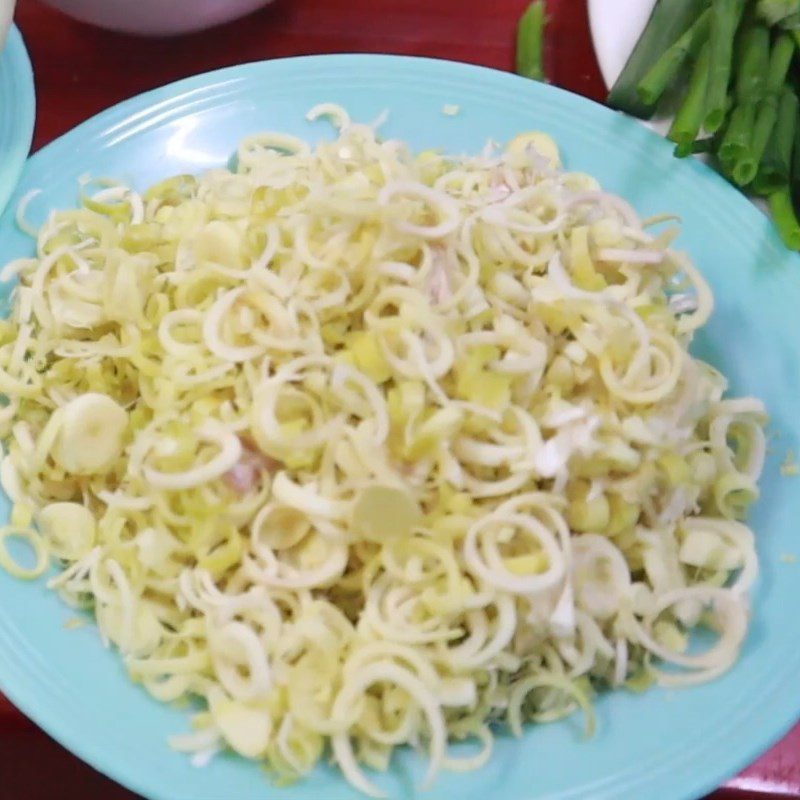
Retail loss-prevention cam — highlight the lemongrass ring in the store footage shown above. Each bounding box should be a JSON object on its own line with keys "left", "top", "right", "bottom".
{"left": 379, "top": 181, "right": 460, "bottom": 239}
{"left": 344, "top": 641, "right": 442, "bottom": 689}
{"left": 243, "top": 541, "right": 349, "bottom": 589}
{"left": 104, "top": 558, "right": 136, "bottom": 653}
{"left": 250, "top": 502, "right": 311, "bottom": 554}
{"left": 332, "top": 660, "right": 446, "bottom": 791}
{"left": 330, "top": 364, "right": 390, "bottom": 444}
{"left": 209, "top": 620, "right": 272, "bottom": 700}
{"left": 633, "top": 586, "right": 748, "bottom": 671}
{"left": 0, "top": 526, "right": 49, "bottom": 579}
{"left": 276, "top": 714, "right": 312, "bottom": 775}
{"left": 674, "top": 256, "right": 714, "bottom": 332}
{"left": 679, "top": 517, "right": 758, "bottom": 594}
{"left": 572, "top": 534, "right": 631, "bottom": 619}
{"left": 444, "top": 594, "right": 517, "bottom": 668}
{"left": 14, "top": 190, "right": 43, "bottom": 240}
{"left": 507, "top": 672, "right": 596, "bottom": 738}
{"left": 599, "top": 331, "right": 684, "bottom": 404}
{"left": 271, "top": 472, "right": 350, "bottom": 520}
{"left": 306, "top": 103, "right": 352, "bottom": 130}
{"left": 463, "top": 513, "right": 565, "bottom": 594}
{"left": 158, "top": 309, "right": 204, "bottom": 357}
{"left": 142, "top": 423, "right": 242, "bottom": 490}
{"left": 237, "top": 132, "right": 311, "bottom": 167}
{"left": 441, "top": 608, "right": 489, "bottom": 664}
{"left": 441, "top": 724, "right": 494, "bottom": 773}
{"left": 202, "top": 287, "right": 266, "bottom": 363}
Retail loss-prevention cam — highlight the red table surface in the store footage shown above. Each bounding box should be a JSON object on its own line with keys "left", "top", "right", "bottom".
{"left": 3, "top": 0, "right": 799, "bottom": 798}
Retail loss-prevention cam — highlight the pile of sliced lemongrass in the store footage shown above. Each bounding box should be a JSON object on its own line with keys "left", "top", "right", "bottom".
{"left": 0, "top": 104, "right": 766, "bottom": 796}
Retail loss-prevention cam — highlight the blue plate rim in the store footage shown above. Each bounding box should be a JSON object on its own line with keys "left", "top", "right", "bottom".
{"left": 0, "top": 24, "right": 36, "bottom": 220}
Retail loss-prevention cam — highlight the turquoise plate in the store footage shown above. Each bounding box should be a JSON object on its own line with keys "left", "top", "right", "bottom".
{"left": 0, "top": 55, "right": 799, "bottom": 800}
{"left": 0, "top": 25, "right": 35, "bottom": 220}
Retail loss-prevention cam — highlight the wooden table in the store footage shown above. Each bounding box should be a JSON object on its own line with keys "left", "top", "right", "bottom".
{"left": 4, "top": 0, "right": 800, "bottom": 797}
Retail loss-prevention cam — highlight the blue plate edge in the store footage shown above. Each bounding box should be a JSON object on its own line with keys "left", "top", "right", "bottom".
{"left": 0, "top": 24, "right": 36, "bottom": 220}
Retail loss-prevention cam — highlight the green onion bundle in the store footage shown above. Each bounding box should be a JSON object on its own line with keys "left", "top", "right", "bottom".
{"left": 604, "top": 0, "right": 800, "bottom": 250}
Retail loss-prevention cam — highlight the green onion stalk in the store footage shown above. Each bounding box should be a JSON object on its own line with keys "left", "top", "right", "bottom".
{"left": 516, "top": 1, "right": 547, "bottom": 82}
{"left": 704, "top": 0, "right": 747, "bottom": 133}
{"left": 608, "top": 0, "right": 710, "bottom": 118}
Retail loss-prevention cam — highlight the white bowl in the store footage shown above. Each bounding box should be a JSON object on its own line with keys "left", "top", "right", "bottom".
{"left": 0, "top": 0, "right": 16, "bottom": 50}
{"left": 39, "top": 0, "right": 275, "bottom": 37}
